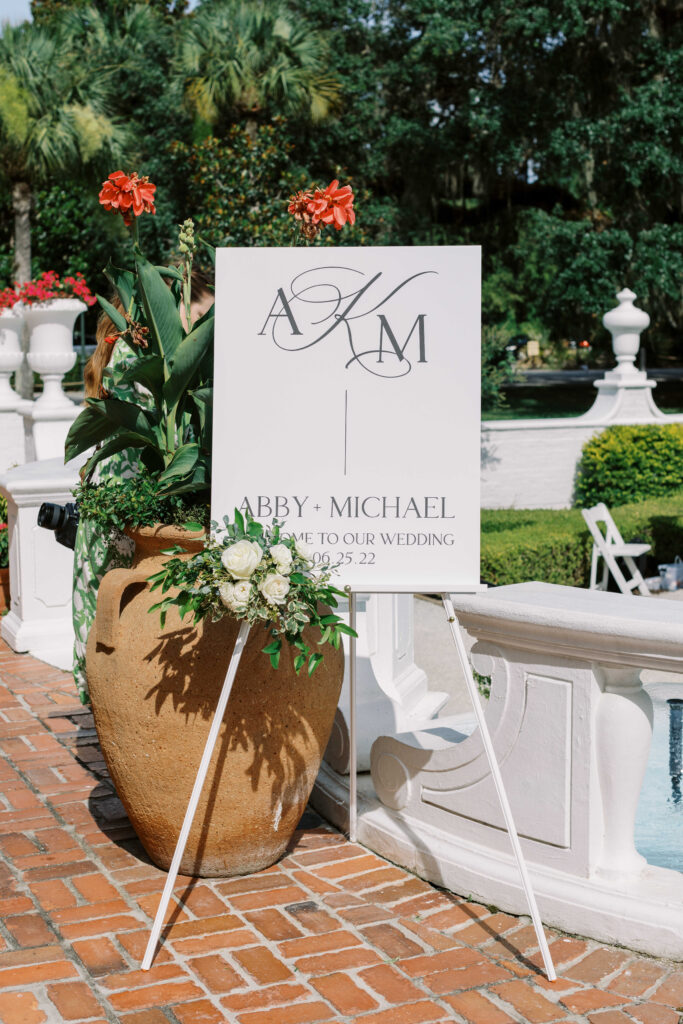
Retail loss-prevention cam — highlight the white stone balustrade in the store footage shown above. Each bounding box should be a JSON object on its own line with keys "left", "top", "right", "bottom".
{"left": 313, "top": 582, "right": 683, "bottom": 959}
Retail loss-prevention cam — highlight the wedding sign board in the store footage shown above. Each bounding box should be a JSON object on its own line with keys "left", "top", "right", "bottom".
{"left": 212, "top": 246, "right": 481, "bottom": 590}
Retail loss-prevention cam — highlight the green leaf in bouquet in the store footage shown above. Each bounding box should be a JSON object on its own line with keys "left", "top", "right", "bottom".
{"left": 335, "top": 623, "right": 358, "bottom": 637}
{"left": 234, "top": 508, "right": 245, "bottom": 534}
{"left": 135, "top": 255, "right": 183, "bottom": 363}
{"left": 293, "top": 653, "right": 306, "bottom": 674}
{"left": 183, "top": 521, "right": 204, "bottom": 532}
{"left": 308, "top": 652, "right": 323, "bottom": 676}
{"left": 247, "top": 520, "right": 263, "bottom": 537}
{"left": 262, "top": 640, "right": 281, "bottom": 654}
{"left": 290, "top": 572, "right": 307, "bottom": 584}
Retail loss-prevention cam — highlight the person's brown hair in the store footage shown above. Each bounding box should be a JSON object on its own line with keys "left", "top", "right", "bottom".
{"left": 83, "top": 265, "right": 214, "bottom": 399}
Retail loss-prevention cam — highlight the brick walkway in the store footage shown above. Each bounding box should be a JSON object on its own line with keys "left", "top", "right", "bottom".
{"left": 0, "top": 641, "right": 681, "bottom": 1024}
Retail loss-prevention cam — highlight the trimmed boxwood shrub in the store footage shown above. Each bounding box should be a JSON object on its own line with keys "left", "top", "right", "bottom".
{"left": 481, "top": 490, "right": 683, "bottom": 587}
{"left": 574, "top": 424, "right": 683, "bottom": 508}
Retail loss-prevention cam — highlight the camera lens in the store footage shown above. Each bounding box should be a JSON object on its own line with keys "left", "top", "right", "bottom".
{"left": 37, "top": 503, "right": 65, "bottom": 531}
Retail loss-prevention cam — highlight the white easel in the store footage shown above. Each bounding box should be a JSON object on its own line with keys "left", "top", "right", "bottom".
{"left": 142, "top": 588, "right": 556, "bottom": 982}
{"left": 347, "top": 586, "right": 556, "bottom": 983}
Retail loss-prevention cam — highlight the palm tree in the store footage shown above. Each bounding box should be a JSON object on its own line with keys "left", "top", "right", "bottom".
{"left": 0, "top": 19, "right": 127, "bottom": 285}
{"left": 176, "top": 0, "right": 339, "bottom": 130}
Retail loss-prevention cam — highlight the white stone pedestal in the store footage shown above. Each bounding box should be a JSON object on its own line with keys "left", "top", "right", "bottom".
{"left": 0, "top": 455, "right": 83, "bottom": 670}
{"left": 324, "top": 594, "right": 449, "bottom": 773}
{"left": 20, "top": 299, "right": 84, "bottom": 461}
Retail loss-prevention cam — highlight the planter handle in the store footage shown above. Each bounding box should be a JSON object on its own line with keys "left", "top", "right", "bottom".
{"left": 95, "top": 567, "right": 154, "bottom": 649}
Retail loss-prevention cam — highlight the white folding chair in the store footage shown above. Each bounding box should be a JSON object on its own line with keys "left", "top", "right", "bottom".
{"left": 581, "top": 502, "right": 651, "bottom": 595}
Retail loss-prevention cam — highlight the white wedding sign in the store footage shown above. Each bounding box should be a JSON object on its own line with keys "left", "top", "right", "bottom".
{"left": 212, "top": 245, "right": 481, "bottom": 590}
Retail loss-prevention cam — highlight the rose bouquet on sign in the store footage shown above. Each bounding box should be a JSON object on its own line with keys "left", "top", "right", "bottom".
{"left": 148, "top": 510, "right": 354, "bottom": 675}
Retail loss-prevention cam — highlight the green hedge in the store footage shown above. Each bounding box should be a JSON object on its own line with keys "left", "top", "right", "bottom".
{"left": 481, "top": 491, "right": 683, "bottom": 587}
{"left": 575, "top": 424, "right": 683, "bottom": 507}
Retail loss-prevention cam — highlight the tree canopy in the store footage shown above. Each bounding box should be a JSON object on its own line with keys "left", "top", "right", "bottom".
{"left": 0, "top": 0, "right": 680, "bottom": 391}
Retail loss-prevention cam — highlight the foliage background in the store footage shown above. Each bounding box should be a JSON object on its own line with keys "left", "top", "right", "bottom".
{"left": 0, "top": 0, "right": 681, "bottom": 403}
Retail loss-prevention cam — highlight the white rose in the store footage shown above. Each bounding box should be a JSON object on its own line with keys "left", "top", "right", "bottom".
{"left": 232, "top": 580, "right": 252, "bottom": 607}
{"left": 269, "top": 544, "right": 293, "bottom": 574}
{"left": 219, "top": 582, "right": 236, "bottom": 610}
{"left": 221, "top": 539, "right": 262, "bottom": 579}
{"left": 295, "top": 538, "right": 314, "bottom": 563}
{"left": 259, "top": 573, "right": 290, "bottom": 606}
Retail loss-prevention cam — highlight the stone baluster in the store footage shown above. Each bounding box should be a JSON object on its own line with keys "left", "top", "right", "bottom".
{"left": 595, "top": 666, "right": 653, "bottom": 877}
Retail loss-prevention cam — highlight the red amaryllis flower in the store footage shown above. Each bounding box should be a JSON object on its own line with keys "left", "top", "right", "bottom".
{"left": 99, "top": 171, "right": 156, "bottom": 227}
{"left": 308, "top": 180, "right": 355, "bottom": 230}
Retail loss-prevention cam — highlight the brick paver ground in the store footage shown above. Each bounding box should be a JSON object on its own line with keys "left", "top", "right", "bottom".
{"left": 0, "top": 640, "right": 681, "bottom": 1024}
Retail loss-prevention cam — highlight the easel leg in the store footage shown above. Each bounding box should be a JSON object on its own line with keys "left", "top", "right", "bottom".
{"left": 441, "top": 595, "right": 556, "bottom": 983}
{"left": 141, "top": 620, "right": 251, "bottom": 971}
{"left": 348, "top": 590, "right": 358, "bottom": 843}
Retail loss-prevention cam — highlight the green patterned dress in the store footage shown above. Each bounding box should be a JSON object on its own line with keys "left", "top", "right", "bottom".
{"left": 72, "top": 342, "right": 149, "bottom": 702}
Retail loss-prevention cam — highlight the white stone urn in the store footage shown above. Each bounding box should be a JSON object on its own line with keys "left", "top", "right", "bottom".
{"left": 602, "top": 288, "right": 650, "bottom": 381}
{"left": 0, "top": 306, "right": 24, "bottom": 411}
{"left": 24, "top": 298, "right": 84, "bottom": 413}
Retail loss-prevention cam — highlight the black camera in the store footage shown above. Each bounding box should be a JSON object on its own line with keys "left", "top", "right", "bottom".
{"left": 37, "top": 502, "right": 79, "bottom": 551}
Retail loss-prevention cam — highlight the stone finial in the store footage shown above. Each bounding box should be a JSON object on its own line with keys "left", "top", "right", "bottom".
{"left": 602, "top": 288, "right": 650, "bottom": 378}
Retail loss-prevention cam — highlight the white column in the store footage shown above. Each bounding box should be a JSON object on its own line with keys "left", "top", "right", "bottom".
{"left": 595, "top": 666, "right": 654, "bottom": 877}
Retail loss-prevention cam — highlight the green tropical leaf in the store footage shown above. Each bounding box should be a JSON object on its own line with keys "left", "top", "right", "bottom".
{"left": 81, "top": 431, "right": 155, "bottom": 478}
{"left": 164, "top": 316, "right": 214, "bottom": 408}
{"left": 104, "top": 263, "right": 136, "bottom": 313}
{"left": 96, "top": 294, "right": 127, "bottom": 332}
{"left": 135, "top": 255, "right": 183, "bottom": 363}
{"left": 116, "top": 354, "right": 165, "bottom": 397}
{"left": 86, "top": 397, "right": 159, "bottom": 446}
{"left": 156, "top": 265, "right": 184, "bottom": 280}
{"left": 157, "top": 443, "right": 200, "bottom": 484}
{"left": 65, "top": 403, "right": 116, "bottom": 461}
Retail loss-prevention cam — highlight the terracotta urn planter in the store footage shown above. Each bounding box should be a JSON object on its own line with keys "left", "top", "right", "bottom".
{"left": 86, "top": 524, "right": 343, "bottom": 877}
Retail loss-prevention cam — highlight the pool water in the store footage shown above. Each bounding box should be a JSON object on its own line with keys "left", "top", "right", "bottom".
{"left": 634, "top": 682, "right": 683, "bottom": 872}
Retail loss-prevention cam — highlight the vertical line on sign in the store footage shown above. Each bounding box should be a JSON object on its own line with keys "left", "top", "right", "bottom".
{"left": 344, "top": 389, "right": 348, "bottom": 476}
